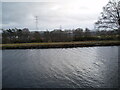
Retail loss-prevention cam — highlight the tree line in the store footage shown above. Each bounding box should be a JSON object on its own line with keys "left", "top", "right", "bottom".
{"left": 1, "top": 28, "right": 120, "bottom": 44}
{"left": 1, "top": 0, "right": 120, "bottom": 44}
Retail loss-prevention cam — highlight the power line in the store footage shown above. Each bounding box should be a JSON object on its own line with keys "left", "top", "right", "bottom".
{"left": 35, "top": 16, "right": 39, "bottom": 30}
{"left": 60, "top": 25, "right": 62, "bottom": 30}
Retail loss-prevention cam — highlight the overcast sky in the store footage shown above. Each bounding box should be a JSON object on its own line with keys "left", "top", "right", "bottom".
{"left": 2, "top": 0, "right": 109, "bottom": 31}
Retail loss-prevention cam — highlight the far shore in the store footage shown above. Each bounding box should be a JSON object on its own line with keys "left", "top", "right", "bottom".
{"left": 1, "top": 40, "right": 120, "bottom": 49}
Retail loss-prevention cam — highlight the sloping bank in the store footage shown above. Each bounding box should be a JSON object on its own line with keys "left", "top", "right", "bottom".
{"left": 1, "top": 41, "right": 120, "bottom": 49}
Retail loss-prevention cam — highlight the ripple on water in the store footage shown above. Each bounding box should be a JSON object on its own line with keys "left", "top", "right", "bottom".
{"left": 2, "top": 46, "right": 119, "bottom": 88}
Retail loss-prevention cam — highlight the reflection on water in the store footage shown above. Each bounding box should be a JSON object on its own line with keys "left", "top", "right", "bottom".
{"left": 2, "top": 46, "right": 119, "bottom": 88}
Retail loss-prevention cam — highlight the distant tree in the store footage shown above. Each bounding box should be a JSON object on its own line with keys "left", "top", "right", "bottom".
{"left": 43, "top": 31, "right": 52, "bottom": 42}
{"left": 51, "top": 30, "right": 64, "bottom": 42}
{"left": 22, "top": 28, "right": 30, "bottom": 42}
{"left": 2, "top": 29, "right": 9, "bottom": 43}
{"left": 84, "top": 28, "right": 91, "bottom": 37}
{"left": 32, "top": 31, "right": 42, "bottom": 42}
{"left": 16, "top": 29, "right": 23, "bottom": 39}
{"left": 73, "top": 28, "right": 84, "bottom": 41}
{"left": 95, "top": 0, "right": 120, "bottom": 30}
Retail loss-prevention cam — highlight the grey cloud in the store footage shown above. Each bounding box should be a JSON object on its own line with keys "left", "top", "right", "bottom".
{"left": 2, "top": 2, "right": 103, "bottom": 30}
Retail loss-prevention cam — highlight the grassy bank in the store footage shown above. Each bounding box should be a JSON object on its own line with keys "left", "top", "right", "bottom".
{"left": 1, "top": 41, "right": 120, "bottom": 49}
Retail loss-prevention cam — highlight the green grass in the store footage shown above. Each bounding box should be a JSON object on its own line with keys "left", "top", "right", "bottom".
{"left": 1, "top": 40, "right": 120, "bottom": 49}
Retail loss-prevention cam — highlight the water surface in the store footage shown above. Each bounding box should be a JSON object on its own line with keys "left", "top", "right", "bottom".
{"left": 2, "top": 46, "right": 119, "bottom": 88}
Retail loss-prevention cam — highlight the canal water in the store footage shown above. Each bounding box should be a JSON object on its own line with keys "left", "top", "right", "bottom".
{"left": 2, "top": 46, "right": 119, "bottom": 88}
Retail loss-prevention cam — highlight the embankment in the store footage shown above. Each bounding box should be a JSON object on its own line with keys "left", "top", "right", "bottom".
{"left": 1, "top": 41, "right": 120, "bottom": 49}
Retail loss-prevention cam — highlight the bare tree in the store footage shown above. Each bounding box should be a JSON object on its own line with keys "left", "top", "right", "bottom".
{"left": 95, "top": 0, "right": 120, "bottom": 30}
